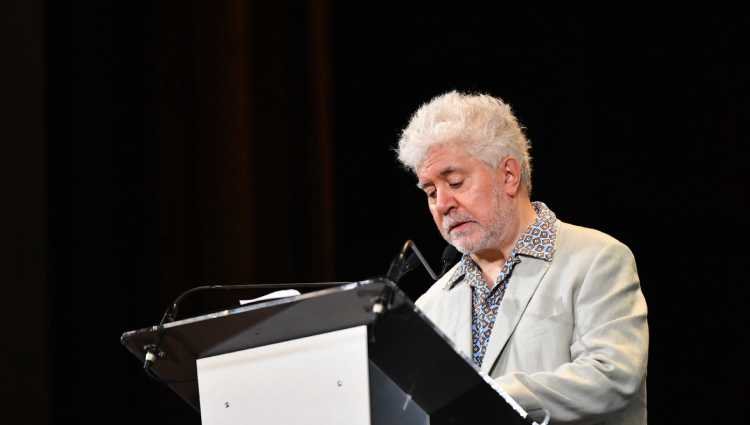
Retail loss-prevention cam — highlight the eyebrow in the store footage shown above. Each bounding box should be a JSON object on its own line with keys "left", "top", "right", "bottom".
{"left": 416, "top": 167, "right": 459, "bottom": 190}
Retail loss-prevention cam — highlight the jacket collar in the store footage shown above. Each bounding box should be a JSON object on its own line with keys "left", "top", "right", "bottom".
{"left": 444, "top": 201, "right": 558, "bottom": 291}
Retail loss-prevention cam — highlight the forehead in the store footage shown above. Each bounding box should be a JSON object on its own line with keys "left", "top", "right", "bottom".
{"left": 416, "top": 144, "right": 477, "bottom": 182}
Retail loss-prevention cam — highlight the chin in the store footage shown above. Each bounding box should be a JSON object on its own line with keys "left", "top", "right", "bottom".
{"left": 450, "top": 232, "right": 497, "bottom": 255}
{"left": 448, "top": 237, "right": 480, "bottom": 255}
{"left": 451, "top": 243, "right": 469, "bottom": 255}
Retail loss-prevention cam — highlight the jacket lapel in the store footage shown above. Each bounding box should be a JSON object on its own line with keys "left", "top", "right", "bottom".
{"left": 442, "top": 280, "right": 474, "bottom": 358}
{"left": 480, "top": 256, "right": 551, "bottom": 374}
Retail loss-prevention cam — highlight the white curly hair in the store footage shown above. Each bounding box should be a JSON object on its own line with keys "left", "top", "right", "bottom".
{"left": 396, "top": 91, "right": 532, "bottom": 192}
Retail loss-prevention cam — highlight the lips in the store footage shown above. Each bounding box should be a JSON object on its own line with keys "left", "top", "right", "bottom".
{"left": 443, "top": 213, "right": 477, "bottom": 235}
{"left": 447, "top": 220, "right": 473, "bottom": 233}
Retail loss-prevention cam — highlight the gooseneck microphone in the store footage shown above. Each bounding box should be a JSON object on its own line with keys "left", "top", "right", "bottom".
{"left": 157, "top": 282, "right": 348, "bottom": 326}
{"left": 386, "top": 239, "right": 438, "bottom": 283}
{"left": 143, "top": 281, "right": 349, "bottom": 378}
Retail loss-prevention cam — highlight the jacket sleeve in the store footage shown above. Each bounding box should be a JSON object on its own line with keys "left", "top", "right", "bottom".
{"left": 495, "top": 242, "right": 649, "bottom": 424}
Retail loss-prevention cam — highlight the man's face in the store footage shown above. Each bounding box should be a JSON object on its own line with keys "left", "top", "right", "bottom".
{"left": 416, "top": 144, "right": 512, "bottom": 255}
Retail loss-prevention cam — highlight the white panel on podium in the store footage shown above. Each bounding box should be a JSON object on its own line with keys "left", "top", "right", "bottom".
{"left": 196, "top": 325, "right": 371, "bottom": 425}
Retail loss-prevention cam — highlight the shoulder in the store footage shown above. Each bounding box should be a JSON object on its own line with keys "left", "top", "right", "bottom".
{"left": 552, "top": 220, "right": 642, "bottom": 309}
{"left": 556, "top": 220, "right": 635, "bottom": 262}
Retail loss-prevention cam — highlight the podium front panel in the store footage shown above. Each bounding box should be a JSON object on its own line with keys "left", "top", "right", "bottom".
{"left": 197, "top": 326, "right": 371, "bottom": 425}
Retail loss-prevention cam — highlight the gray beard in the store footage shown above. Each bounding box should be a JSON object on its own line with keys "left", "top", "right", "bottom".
{"left": 443, "top": 187, "right": 513, "bottom": 255}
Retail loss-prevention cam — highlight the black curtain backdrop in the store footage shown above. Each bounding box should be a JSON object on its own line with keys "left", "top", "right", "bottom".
{"left": 2, "top": 2, "right": 748, "bottom": 424}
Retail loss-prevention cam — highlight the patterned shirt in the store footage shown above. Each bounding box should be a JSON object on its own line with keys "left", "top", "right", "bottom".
{"left": 448, "top": 202, "right": 558, "bottom": 367}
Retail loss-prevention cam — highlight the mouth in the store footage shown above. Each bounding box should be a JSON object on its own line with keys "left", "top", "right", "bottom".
{"left": 448, "top": 221, "right": 473, "bottom": 233}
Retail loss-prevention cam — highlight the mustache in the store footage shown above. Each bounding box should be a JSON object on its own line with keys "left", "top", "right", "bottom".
{"left": 442, "top": 212, "right": 477, "bottom": 233}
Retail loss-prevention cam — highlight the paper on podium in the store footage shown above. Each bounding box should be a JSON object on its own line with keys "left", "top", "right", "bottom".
{"left": 239, "top": 289, "right": 301, "bottom": 305}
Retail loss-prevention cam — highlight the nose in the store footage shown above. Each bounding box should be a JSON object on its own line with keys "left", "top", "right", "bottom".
{"left": 435, "top": 187, "right": 457, "bottom": 216}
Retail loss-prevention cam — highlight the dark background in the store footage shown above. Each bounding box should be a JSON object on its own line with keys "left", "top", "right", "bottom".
{"left": 3, "top": 1, "right": 748, "bottom": 424}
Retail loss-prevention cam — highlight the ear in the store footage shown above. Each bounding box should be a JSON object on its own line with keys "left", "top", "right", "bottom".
{"left": 499, "top": 156, "right": 522, "bottom": 196}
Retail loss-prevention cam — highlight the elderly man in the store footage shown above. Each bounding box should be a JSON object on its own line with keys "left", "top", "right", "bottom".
{"left": 397, "top": 92, "right": 648, "bottom": 424}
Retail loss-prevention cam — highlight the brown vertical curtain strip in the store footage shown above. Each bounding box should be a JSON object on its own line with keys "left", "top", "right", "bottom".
{"left": 155, "top": 0, "right": 335, "bottom": 308}
{"left": 307, "top": 0, "right": 335, "bottom": 280}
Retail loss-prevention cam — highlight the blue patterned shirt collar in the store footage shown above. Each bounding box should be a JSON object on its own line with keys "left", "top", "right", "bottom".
{"left": 447, "top": 201, "right": 558, "bottom": 289}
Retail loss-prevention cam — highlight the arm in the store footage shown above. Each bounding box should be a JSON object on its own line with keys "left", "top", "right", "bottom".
{"left": 496, "top": 242, "right": 649, "bottom": 424}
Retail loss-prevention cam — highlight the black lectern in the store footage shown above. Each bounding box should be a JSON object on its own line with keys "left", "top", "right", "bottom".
{"left": 121, "top": 278, "right": 531, "bottom": 424}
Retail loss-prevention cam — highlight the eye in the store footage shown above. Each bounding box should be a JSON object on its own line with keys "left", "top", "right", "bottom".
{"left": 448, "top": 180, "right": 463, "bottom": 189}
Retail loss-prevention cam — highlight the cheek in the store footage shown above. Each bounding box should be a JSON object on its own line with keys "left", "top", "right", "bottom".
{"left": 428, "top": 206, "right": 442, "bottom": 226}
{"left": 463, "top": 194, "right": 492, "bottom": 220}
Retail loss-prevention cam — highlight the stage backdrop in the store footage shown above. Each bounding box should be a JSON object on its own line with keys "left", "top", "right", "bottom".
{"left": 2, "top": 2, "right": 747, "bottom": 424}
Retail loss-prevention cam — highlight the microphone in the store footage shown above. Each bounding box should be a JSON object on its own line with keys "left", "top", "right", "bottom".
{"left": 158, "top": 281, "right": 349, "bottom": 326}
{"left": 439, "top": 244, "right": 461, "bottom": 277}
{"left": 143, "top": 281, "right": 349, "bottom": 375}
{"left": 386, "top": 240, "right": 438, "bottom": 283}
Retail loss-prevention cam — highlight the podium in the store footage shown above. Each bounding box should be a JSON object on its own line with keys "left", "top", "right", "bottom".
{"left": 121, "top": 278, "right": 531, "bottom": 424}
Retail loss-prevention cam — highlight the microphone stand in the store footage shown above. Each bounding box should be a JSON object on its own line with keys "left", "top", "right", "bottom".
{"left": 143, "top": 281, "right": 350, "bottom": 381}
{"left": 386, "top": 240, "right": 438, "bottom": 284}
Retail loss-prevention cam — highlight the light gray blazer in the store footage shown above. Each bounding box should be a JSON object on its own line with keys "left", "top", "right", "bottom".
{"left": 416, "top": 221, "right": 648, "bottom": 424}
